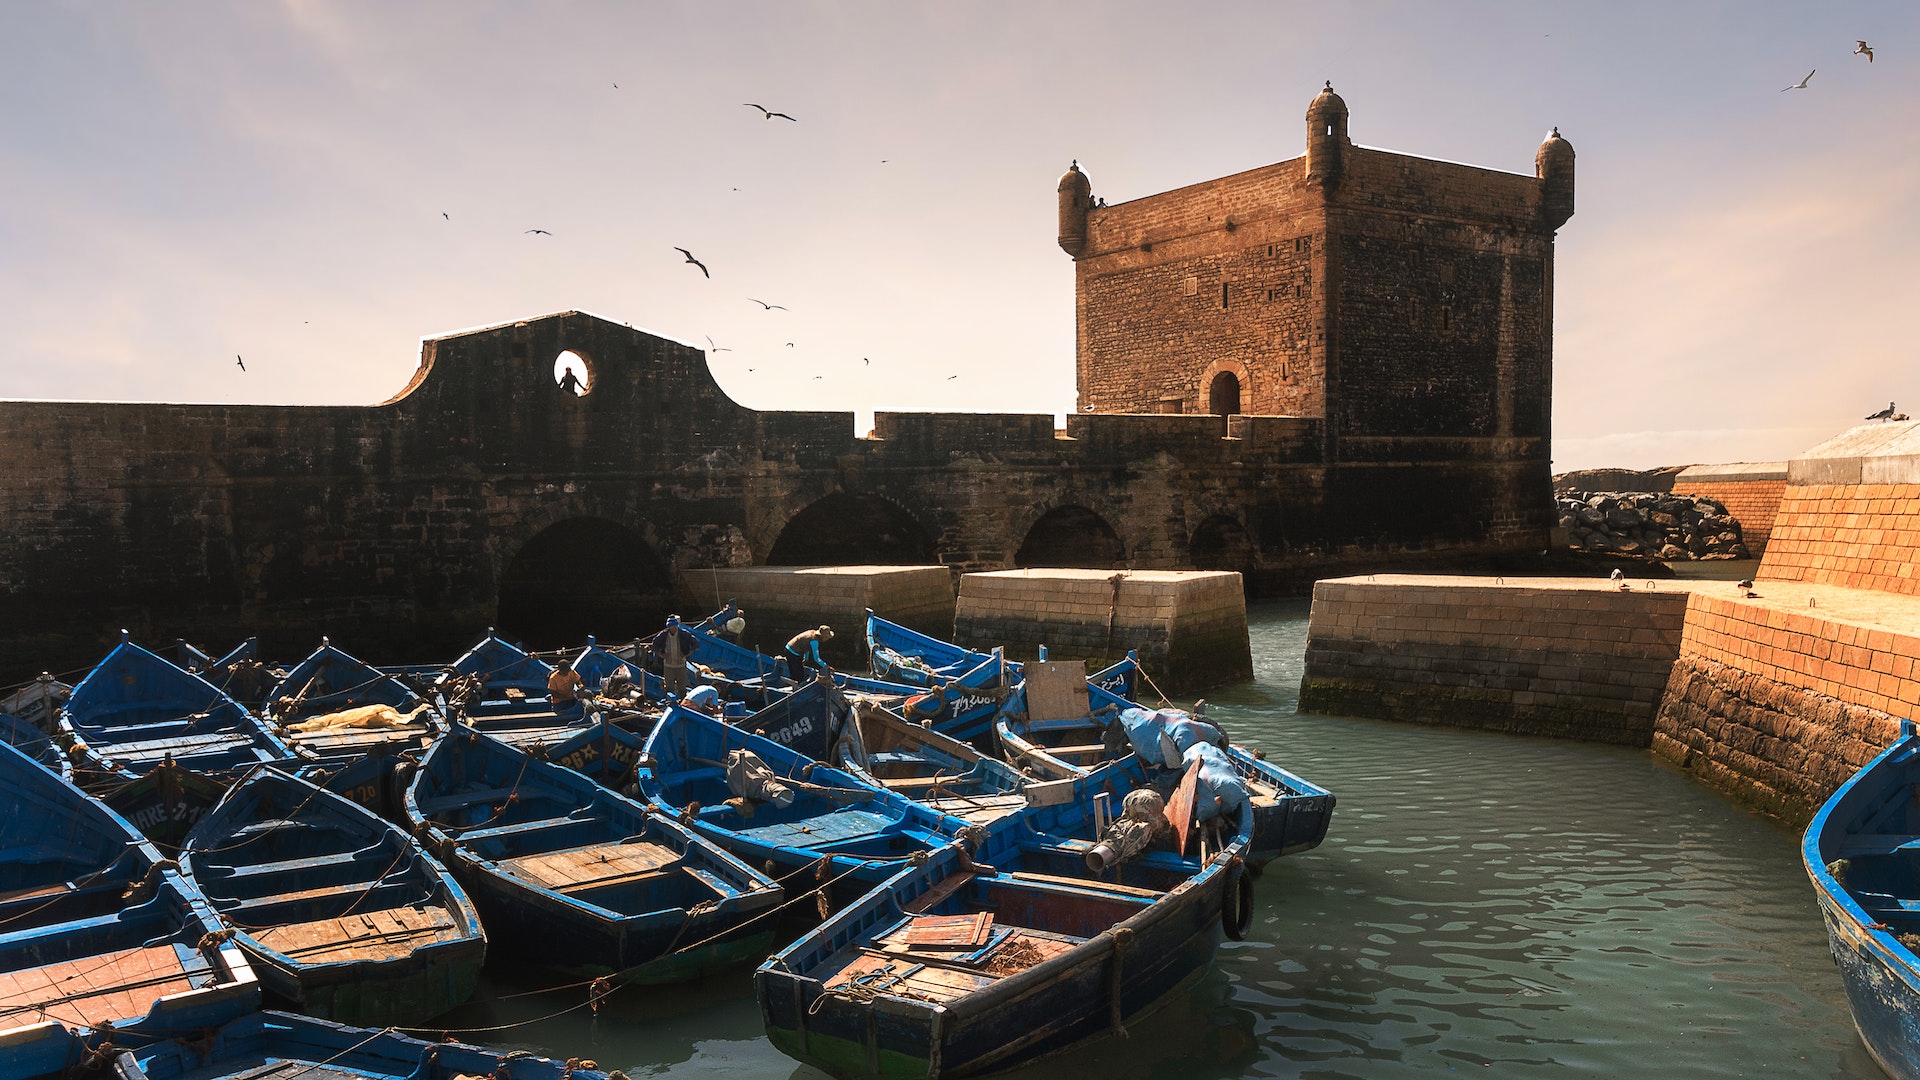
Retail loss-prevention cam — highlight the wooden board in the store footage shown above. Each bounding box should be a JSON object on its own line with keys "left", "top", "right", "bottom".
{"left": 824, "top": 950, "right": 991, "bottom": 1004}
{"left": 254, "top": 905, "right": 461, "bottom": 963}
{"left": 1004, "top": 871, "right": 1164, "bottom": 899}
{"left": 499, "top": 841, "right": 681, "bottom": 893}
{"left": 1166, "top": 758, "right": 1201, "bottom": 857}
{"left": 893, "top": 913, "right": 994, "bottom": 949}
{"left": 924, "top": 793, "right": 1027, "bottom": 826}
{"left": 0, "top": 943, "right": 197, "bottom": 1028}
{"left": 1024, "top": 661, "right": 1090, "bottom": 723}
{"left": 904, "top": 872, "right": 974, "bottom": 914}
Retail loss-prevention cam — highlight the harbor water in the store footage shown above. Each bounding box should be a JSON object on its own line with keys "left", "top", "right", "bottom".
{"left": 431, "top": 600, "right": 1878, "bottom": 1078}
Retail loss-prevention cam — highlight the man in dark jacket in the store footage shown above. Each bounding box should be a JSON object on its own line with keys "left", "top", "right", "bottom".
{"left": 647, "top": 615, "right": 699, "bottom": 698}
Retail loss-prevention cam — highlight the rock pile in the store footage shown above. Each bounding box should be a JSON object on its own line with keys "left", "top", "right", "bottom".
{"left": 1557, "top": 491, "right": 1750, "bottom": 560}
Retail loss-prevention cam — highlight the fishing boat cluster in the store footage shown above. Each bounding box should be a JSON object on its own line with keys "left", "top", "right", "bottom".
{"left": 0, "top": 607, "right": 1334, "bottom": 1080}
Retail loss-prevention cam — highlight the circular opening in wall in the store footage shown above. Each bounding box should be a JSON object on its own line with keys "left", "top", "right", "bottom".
{"left": 553, "top": 350, "right": 592, "bottom": 396}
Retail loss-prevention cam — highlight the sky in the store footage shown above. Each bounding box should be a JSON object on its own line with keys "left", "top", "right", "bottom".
{"left": 2, "top": 2, "right": 1915, "bottom": 473}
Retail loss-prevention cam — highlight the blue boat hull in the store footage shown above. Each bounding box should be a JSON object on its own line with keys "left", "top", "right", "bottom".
{"left": 1816, "top": 886, "right": 1920, "bottom": 1080}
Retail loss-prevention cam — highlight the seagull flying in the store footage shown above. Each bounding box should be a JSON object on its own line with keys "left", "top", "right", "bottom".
{"left": 235, "top": 354, "right": 245, "bottom": 371}
{"left": 706, "top": 336, "right": 732, "bottom": 353}
{"left": 1781, "top": 69, "right": 1815, "bottom": 91}
{"left": 675, "top": 247, "right": 710, "bottom": 278}
{"left": 747, "top": 298, "right": 787, "bottom": 311}
{"left": 1868, "top": 401, "right": 1897, "bottom": 420}
{"left": 743, "top": 103, "right": 797, "bottom": 121}
{"left": 1856, "top": 40, "right": 1873, "bottom": 62}
{"left": 784, "top": 342, "right": 795, "bottom": 348}
{"left": 525, "top": 228, "right": 552, "bottom": 235}
{"left": 442, "top": 212, "right": 449, "bottom": 220}
{"left": 946, "top": 375, "right": 958, "bottom": 380}
{"left": 863, "top": 358, "right": 870, "bottom": 366}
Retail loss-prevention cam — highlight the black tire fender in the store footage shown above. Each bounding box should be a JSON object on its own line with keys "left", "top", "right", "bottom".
{"left": 1221, "top": 858, "right": 1254, "bottom": 941}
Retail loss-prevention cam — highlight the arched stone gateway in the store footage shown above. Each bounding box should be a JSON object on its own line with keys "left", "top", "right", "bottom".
{"left": 1015, "top": 506, "right": 1126, "bottom": 569}
{"left": 1208, "top": 371, "right": 1242, "bottom": 416}
{"left": 496, "top": 517, "right": 671, "bottom": 648}
{"left": 765, "top": 493, "right": 936, "bottom": 566}
{"left": 1190, "top": 513, "right": 1253, "bottom": 573}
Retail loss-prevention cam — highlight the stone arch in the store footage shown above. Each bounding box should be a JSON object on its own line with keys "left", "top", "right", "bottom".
{"left": 496, "top": 516, "right": 672, "bottom": 647}
{"left": 1015, "top": 505, "right": 1126, "bottom": 568}
{"left": 765, "top": 492, "right": 937, "bottom": 566}
{"left": 1200, "top": 358, "right": 1252, "bottom": 415}
{"left": 1190, "top": 513, "right": 1253, "bottom": 573}
{"left": 1208, "top": 372, "right": 1242, "bottom": 416}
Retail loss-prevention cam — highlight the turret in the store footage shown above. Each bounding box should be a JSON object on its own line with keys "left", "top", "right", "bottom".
{"left": 1306, "top": 81, "right": 1349, "bottom": 190}
{"left": 1057, "top": 160, "right": 1092, "bottom": 257}
{"left": 1535, "top": 127, "right": 1575, "bottom": 230}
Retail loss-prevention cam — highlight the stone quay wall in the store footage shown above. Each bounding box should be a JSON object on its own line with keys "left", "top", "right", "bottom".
{"left": 1299, "top": 576, "right": 1690, "bottom": 744}
{"left": 954, "top": 569, "right": 1250, "bottom": 694}
{"left": 673, "top": 565, "right": 954, "bottom": 670}
{"left": 1671, "top": 462, "right": 1787, "bottom": 555}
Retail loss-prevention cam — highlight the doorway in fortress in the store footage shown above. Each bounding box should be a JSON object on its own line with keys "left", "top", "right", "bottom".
{"left": 1209, "top": 371, "right": 1242, "bottom": 416}
{"left": 496, "top": 517, "right": 672, "bottom": 649}
{"left": 1015, "top": 506, "right": 1126, "bottom": 568}
{"left": 1190, "top": 513, "right": 1253, "bottom": 574}
{"left": 765, "top": 493, "right": 937, "bottom": 566}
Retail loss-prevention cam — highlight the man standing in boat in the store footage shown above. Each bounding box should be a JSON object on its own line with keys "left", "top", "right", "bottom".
{"left": 784, "top": 624, "right": 833, "bottom": 683}
{"left": 547, "top": 663, "right": 583, "bottom": 713}
{"left": 647, "top": 615, "right": 699, "bottom": 699}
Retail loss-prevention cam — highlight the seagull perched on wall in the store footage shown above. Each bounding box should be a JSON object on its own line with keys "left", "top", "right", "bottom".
{"left": 1781, "top": 69, "right": 1816, "bottom": 91}
{"left": 674, "top": 247, "right": 710, "bottom": 278}
{"left": 743, "top": 103, "right": 797, "bottom": 121}
{"left": 1610, "top": 568, "right": 1626, "bottom": 590}
{"left": 1856, "top": 40, "right": 1874, "bottom": 62}
{"left": 1868, "top": 401, "right": 1897, "bottom": 420}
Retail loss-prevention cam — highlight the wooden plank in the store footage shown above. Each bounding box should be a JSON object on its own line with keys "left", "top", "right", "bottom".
{"left": 828, "top": 950, "right": 991, "bottom": 1003}
{"left": 1024, "top": 661, "right": 1090, "bottom": 723}
{"left": 896, "top": 913, "right": 993, "bottom": 949}
{"left": 1004, "top": 871, "right": 1164, "bottom": 899}
{"left": 254, "top": 905, "right": 459, "bottom": 963}
{"left": 499, "top": 841, "right": 681, "bottom": 893}
{"left": 903, "top": 871, "right": 974, "bottom": 914}
{"left": 1166, "top": 758, "right": 1201, "bottom": 857}
{"left": 0, "top": 944, "right": 195, "bottom": 1028}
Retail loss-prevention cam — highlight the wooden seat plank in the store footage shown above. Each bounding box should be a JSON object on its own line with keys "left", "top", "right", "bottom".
{"left": 253, "top": 905, "right": 458, "bottom": 963}
{"left": 498, "top": 841, "right": 680, "bottom": 893}
{"left": 0, "top": 944, "right": 195, "bottom": 1028}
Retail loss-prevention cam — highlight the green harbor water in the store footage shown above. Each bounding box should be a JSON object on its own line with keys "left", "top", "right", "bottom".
{"left": 430, "top": 599, "right": 1878, "bottom": 1078}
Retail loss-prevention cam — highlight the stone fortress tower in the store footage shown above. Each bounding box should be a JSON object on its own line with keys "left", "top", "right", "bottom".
{"left": 1059, "top": 84, "right": 1575, "bottom": 443}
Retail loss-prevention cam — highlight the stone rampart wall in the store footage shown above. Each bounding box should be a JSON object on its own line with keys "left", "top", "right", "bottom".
{"left": 1759, "top": 483, "right": 1920, "bottom": 595}
{"left": 1299, "top": 576, "right": 1688, "bottom": 744}
{"left": 1671, "top": 463, "right": 1786, "bottom": 555}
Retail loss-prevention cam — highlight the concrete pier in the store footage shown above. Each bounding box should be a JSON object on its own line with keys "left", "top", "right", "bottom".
{"left": 953, "top": 568, "right": 1250, "bottom": 694}
{"left": 673, "top": 565, "right": 953, "bottom": 669}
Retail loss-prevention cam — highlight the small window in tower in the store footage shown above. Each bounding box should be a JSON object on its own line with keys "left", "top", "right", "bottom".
{"left": 1221, "top": 283, "right": 1229, "bottom": 309}
{"left": 1267, "top": 287, "right": 1281, "bottom": 302}
{"left": 1267, "top": 244, "right": 1276, "bottom": 257}
{"left": 1325, "top": 123, "right": 1334, "bottom": 136}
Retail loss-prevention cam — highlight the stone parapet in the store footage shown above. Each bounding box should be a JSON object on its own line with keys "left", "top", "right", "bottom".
{"left": 1299, "top": 576, "right": 1691, "bottom": 744}
{"left": 1672, "top": 462, "right": 1787, "bottom": 554}
{"left": 954, "top": 569, "right": 1250, "bottom": 694}
{"left": 673, "top": 565, "right": 953, "bottom": 669}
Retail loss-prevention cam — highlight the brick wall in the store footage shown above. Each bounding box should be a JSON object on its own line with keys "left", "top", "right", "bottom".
{"left": 1759, "top": 483, "right": 1920, "bottom": 594}
{"left": 1671, "top": 463, "right": 1786, "bottom": 555}
{"left": 1299, "top": 576, "right": 1689, "bottom": 744}
{"left": 954, "top": 569, "right": 1250, "bottom": 693}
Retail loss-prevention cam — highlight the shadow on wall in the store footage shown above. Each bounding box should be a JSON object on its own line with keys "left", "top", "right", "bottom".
{"left": 496, "top": 517, "right": 672, "bottom": 647}
{"left": 765, "top": 493, "right": 937, "bottom": 566}
{"left": 1016, "top": 506, "right": 1126, "bottom": 568}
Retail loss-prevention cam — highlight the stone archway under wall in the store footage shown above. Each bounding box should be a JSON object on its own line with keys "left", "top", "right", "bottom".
{"left": 1015, "top": 505, "right": 1127, "bottom": 569}
{"left": 496, "top": 517, "right": 672, "bottom": 648}
{"left": 765, "top": 492, "right": 938, "bottom": 566}
{"left": 1200, "top": 358, "right": 1252, "bottom": 416}
{"left": 1190, "top": 513, "right": 1253, "bottom": 574}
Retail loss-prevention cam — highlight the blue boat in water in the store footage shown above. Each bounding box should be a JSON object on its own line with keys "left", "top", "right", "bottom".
{"left": 406, "top": 725, "right": 786, "bottom": 982}
{"left": 14, "top": 1009, "right": 616, "bottom": 1080}
{"left": 59, "top": 635, "right": 298, "bottom": 788}
{"left": 182, "top": 766, "right": 487, "bottom": 1026}
{"left": 267, "top": 638, "right": 442, "bottom": 765}
{"left": 641, "top": 702, "right": 971, "bottom": 908}
{"left": 1805, "top": 718, "right": 1920, "bottom": 1080}
{"left": 438, "top": 632, "right": 584, "bottom": 748}
{"left": 755, "top": 762, "right": 1254, "bottom": 1079}
{"left": 0, "top": 739, "right": 258, "bottom": 1074}
{"left": 0, "top": 709, "right": 69, "bottom": 781}
{"left": 837, "top": 695, "right": 1033, "bottom": 828}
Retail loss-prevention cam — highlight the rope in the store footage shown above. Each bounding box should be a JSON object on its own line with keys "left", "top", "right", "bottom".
{"left": 1133, "top": 664, "right": 1173, "bottom": 709}
{"left": 0, "top": 843, "right": 142, "bottom": 929}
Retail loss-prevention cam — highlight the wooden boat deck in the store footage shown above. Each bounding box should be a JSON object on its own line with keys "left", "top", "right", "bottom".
{"left": 733, "top": 808, "right": 895, "bottom": 850}
{"left": 212, "top": 1064, "right": 366, "bottom": 1080}
{"left": 0, "top": 943, "right": 202, "bottom": 1028}
{"left": 251, "top": 905, "right": 461, "bottom": 963}
{"left": 498, "top": 840, "right": 684, "bottom": 894}
{"left": 919, "top": 792, "right": 1028, "bottom": 825}
{"left": 818, "top": 913, "right": 1080, "bottom": 1005}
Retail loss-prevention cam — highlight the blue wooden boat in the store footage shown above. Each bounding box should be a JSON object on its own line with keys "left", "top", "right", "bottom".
{"left": 997, "top": 663, "right": 1335, "bottom": 867}
{"left": 182, "top": 766, "right": 486, "bottom": 1026}
{"left": 640, "top": 702, "right": 970, "bottom": 908}
{"left": 406, "top": 726, "right": 784, "bottom": 982}
{"left": 0, "top": 673, "right": 72, "bottom": 737}
{"left": 59, "top": 636, "right": 299, "bottom": 787}
{"left": 175, "top": 637, "right": 276, "bottom": 710}
{"left": 100, "top": 758, "right": 231, "bottom": 849}
{"left": 1804, "top": 718, "right": 1920, "bottom": 1080}
{"left": 862, "top": 612, "right": 1020, "bottom": 744}
{"left": 268, "top": 638, "right": 442, "bottom": 765}
{"left": 437, "top": 632, "right": 584, "bottom": 748}
{"left": 755, "top": 782, "right": 1253, "bottom": 1079}
{"left": 0, "top": 739, "right": 259, "bottom": 1061}
{"left": 838, "top": 696, "right": 1033, "bottom": 828}
{"left": 0, "top": 710, "right": 69, "bottom": 781}
{"left": 10, "top": 1009, "right": 615, "bottom": 1080}
{"left": 296, "top": 745, "right": 424, "bottom": 823}
{"left": 544, "top": 715, "right": 651, "bottom": 798}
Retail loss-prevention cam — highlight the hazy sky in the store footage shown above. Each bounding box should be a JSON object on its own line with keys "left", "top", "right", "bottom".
{"left": 3, "top": 2, "right": 1915, "bottom": 472}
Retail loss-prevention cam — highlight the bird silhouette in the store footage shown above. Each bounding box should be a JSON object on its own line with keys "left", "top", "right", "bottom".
{"left": 525, "top": 228, "right": 552, "bottom": 235}
{"left": 441, "top": 212, "right": 449, "bottom": 220}
{"left": 235, "top": 354, "right": 245, "bottom": 372}
{"left": 784, "top": 342, "right": 795, "bottom": 348}
{"left": 1868, "top": 401, "right": 1897, "bottom": 421}
{"left": 1856, "top": 40, "right": 1873, "bottom": 62}
{"left": 743, "top": 103, "right": 797, "bottom": 121}
{"left": 706, "top": 336, "right": 732, "bottom": 353}
{"left": 946, "top": 375, "right": 958, "bottom": 381}
{"left": 863, "top": 358, "right": 870, "bottom": 366}
{"left": 1781, "top": 69, "right": 1815, "bottom": 91}
{"left": 613, "top": 81, "right": 620, "bottom": 88}
{"left": 812, "top": 375, "right": 823, "bottom": 380}
{"left": 1736, "top": 578, "right": 1755, "bottom": 590}
{"left": 747, "top": 298, "right": 787, "bottom": 311}
{"left": 675, "top": 247, "right": 710, "bottom": 277}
